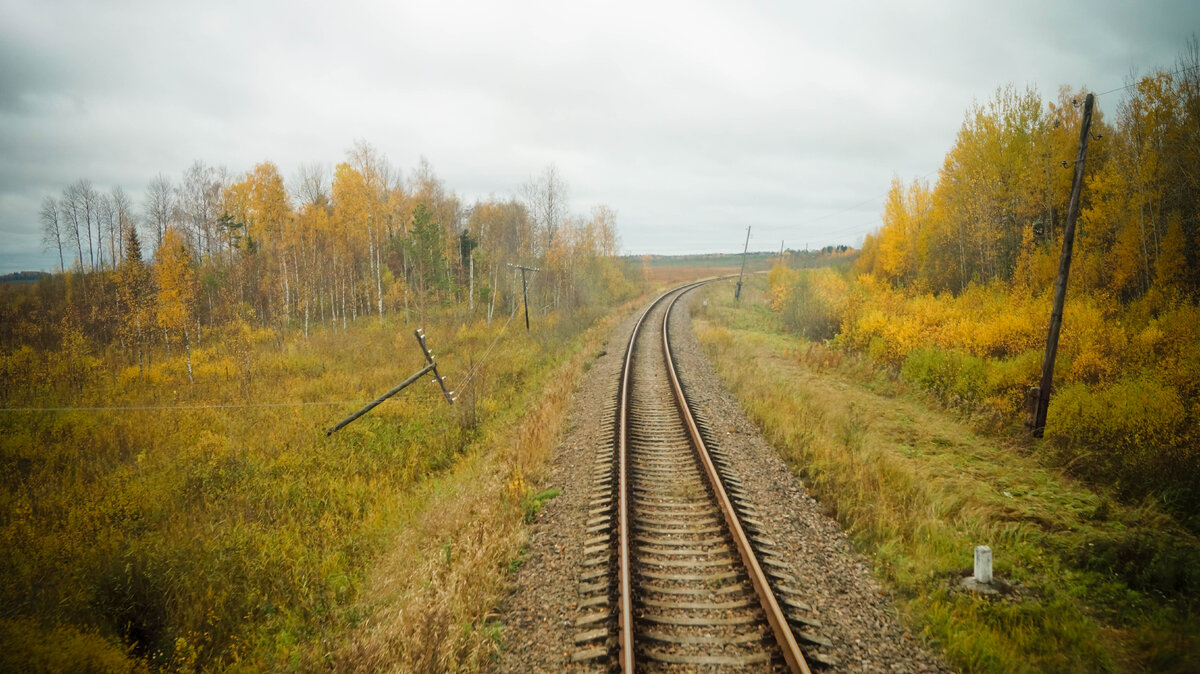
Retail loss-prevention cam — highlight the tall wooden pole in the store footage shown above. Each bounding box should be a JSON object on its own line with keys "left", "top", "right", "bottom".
{"left": 507, "top": 263, "right": 540, "bottom": 331}
{"left": 735, "top": 226, "right": 751, "bottom": 300}
{"left": 1032, "top": 93, "right": 1095, "bottom": 437}
{"left": 520, "top": 267, "right": 529, "bottom": 330}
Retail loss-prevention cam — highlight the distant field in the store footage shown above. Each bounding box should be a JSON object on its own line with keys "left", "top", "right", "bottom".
{"left": 638, "top": 250, "right": 852, "bottom": 284}
{"left": 643, "top": 264, "right": 740, "bottom": 284}
{"left": 638, "top": 252, "right": 779, "bottom": 284}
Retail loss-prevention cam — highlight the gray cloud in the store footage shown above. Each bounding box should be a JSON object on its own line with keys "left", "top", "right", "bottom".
{"left": 2, "top": 0, "right": 1198, "bottom": 272}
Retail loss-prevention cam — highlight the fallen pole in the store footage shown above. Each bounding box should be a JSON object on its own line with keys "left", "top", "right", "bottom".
{"left": 326, "top": 362, "right": 435, "bottom": 436}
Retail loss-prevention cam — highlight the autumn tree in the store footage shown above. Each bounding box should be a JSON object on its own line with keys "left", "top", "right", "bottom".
{"left": 112, "top": 187, "right": 136, "bottom": 263}
{"left": 466, "top": 198, "right": 533, "bottom": 322}
{"left": 27, "top": 140, "right": 632, "bottom": 364}
{"left": 329, "top": 162, "right": 372, "bottom": 327}
{"left": 97, "top": 193, "right": 117, "bottom": 268}
{"left": 224, "top": 162, "right": 292, "bottom": 320}
{"left": 61, "top": 180, "right": 100, "bottom": 271}
{"left": 175, "top": 160, "right": 223, "bottom": 259}
{"left": 1155, "top": 212, "right": 1188, "bottom": 291}
{"left": 347, "top": 142, "right": 398, "bottom": 322}
{"left": 154, "top": 227, "right": 198, "bottom": 383}
{"left": 292, "top": 163, "right": 329, "bottom": 208}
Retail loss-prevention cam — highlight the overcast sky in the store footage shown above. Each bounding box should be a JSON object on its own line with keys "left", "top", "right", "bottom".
{"left": 2, "top": 0, "right": 1197, "bottom": 273}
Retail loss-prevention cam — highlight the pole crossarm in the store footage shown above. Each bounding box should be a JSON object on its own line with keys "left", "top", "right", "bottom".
{"left": 416, "top": 328, "right": 456, "bottom": 404}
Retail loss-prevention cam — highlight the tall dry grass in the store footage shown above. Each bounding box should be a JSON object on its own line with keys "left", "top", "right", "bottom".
{"left": 339, "top": 301, "right": 629, "bottom": 671}
{"left": 0, "top": 293, "right": 635, "bottom": 671}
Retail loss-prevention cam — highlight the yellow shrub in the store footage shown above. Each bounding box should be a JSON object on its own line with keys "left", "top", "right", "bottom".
{"left": 1045, "top": 376, "right": 1190, "bottom": 499}
{"left": 1068, "top": 348, "right": 1111, "bottom": 385}
{"left": 767, "top": 264, "right": 800, "bottom": 312}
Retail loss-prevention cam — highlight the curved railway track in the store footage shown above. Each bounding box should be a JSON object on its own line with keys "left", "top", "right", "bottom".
{"left": 572, "top": 281, "right": 836, "bottom": 672}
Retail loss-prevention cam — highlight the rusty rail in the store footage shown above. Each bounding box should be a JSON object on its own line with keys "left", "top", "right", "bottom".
{"left": 663, "top": 284, "right": 810, "bottom": 674}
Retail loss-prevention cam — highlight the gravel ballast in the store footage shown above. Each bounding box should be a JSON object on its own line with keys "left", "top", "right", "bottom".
{"left": 493, "top": 288, "right": 951, "bottom": 673}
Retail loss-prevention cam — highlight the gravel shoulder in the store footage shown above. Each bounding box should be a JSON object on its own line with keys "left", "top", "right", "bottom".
{"left": 492, "top": 288, "right": 951, "bottom": 673}
{"left": 491, "top": 305, "right": 639, "bottom": 673}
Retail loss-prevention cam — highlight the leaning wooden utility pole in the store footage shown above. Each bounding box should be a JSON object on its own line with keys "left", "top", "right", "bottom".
{"left": 735, "top": 226, "right": 751, "bottom": 300}
{"left": 1031, "top": 93, "right": 1095, "bottom": 438}
{"left": 326, "top": 328, "right": 454, "bottom": 436}
{"left": 507, "top": 263, "right": 541, "bottom": 330}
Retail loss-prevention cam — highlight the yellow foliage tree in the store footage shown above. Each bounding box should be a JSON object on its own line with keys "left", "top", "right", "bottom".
{"left": 1155, "top": 212, "right": 1188, "bottom": 291}
{"left": 154, "top": 227, "right": 198, "bottom": 383}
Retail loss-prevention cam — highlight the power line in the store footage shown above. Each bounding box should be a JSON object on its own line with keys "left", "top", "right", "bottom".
{"left": 450, "top": 301, "right": 521, "bottom": 398}
{"left": 0, "top": 400, "right": 360, "bottom": 413}
{"left": 1094, "top": 62, "right": 1200, "bottom": 98}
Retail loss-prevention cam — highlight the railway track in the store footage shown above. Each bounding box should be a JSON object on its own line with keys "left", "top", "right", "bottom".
{"left": 572, "top": 281, "right": 836, "bottom": 672}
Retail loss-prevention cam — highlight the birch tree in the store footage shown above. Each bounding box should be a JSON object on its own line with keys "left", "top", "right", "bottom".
{"left": 144, "top": 174, "right": 173, "bottom": 251}
{"left": 40, "top": 196, "right": 66, "bottom": 271}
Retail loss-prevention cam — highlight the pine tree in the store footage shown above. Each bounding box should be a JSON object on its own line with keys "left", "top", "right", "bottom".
{"left": 118, "top": 223, "right": 151, "bottom": 375}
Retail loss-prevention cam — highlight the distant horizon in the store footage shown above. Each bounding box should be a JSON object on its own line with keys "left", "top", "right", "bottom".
{"left": 0, "top": 243, "right": 857, "bottom": 276}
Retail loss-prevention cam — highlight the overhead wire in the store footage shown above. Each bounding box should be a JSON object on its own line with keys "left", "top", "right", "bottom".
{"left": 0, "top": 400, "right": 360, "bottom": 413}
{"left": 445, "top": 300, "right": 521, "bottom": 400}
{"left": 1093, "top": 62, "right": 1200, "bottom": 98}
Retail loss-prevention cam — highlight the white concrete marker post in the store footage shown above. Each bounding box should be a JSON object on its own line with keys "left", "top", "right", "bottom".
{"left": 974, "top": 545, "right": 993, "bottom": 584}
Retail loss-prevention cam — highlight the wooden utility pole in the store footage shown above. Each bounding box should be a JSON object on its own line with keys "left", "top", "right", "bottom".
{"left": 735, "top": 226, "right": 751, "bottom": 300}
{"left": 326, "top": 328, "right": 453, "bottom": 435}
{"left": 1031, "top": 93, "right": 1095, "bottom": 438}
{"left": 507, "top": 263, "right": 541, "bottom": 330}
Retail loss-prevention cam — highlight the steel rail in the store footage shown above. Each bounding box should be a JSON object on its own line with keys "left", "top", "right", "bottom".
{"left": 617, "top": 282, "right": 707, "bottom": 673}
{"left": 617, "top": 290, "right": 669, "bottom": 674}
{"left": 615, "top": 277, "right": 808, "bottom": 672}
{"left": 662, "top": 284, "right": 811, "bottom": 674}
